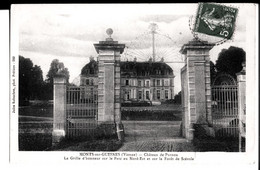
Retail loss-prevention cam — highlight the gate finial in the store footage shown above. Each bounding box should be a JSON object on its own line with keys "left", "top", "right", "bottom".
{"left": 106, "top": 28, "right": 113, "bottom": 41}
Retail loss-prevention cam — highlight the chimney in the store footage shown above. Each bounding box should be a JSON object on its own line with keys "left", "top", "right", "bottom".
{"left": 89, "top": 56, "right": 94, "bottom": 61}
{"left": 160, "top": 57, "right": 164, "bottom": 62}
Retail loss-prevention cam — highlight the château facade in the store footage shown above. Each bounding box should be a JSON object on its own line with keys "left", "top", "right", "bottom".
{"left": 80, "top": 57, "right": 175, "bottom": 103}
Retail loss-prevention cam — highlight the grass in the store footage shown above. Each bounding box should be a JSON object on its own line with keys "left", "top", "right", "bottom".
{"left": 19, "top": 102, "right": 123, "bottom": 151}
{"left": 19, "top": 119, "right": 123, "bottom": 151}
{"left": 193, "top": 137, "right": 240, "bottom": 152}
{"left": 19, "top": 101, "right": 240, "bottom": 152}
{"left": 48, "top": 137, "right": 122, "bottom": 151}
{"left": 19, "top": 106, "right": 53, "bottom": 118}
{"left": 19, "top": 120, "right": 53, "bottom": 151}
{"left": 19, "top": 133, "right": 53, "bottom": 151}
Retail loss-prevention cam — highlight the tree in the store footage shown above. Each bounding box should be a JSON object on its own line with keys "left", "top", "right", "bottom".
{"left": 174, "top": 91, "right": 182, "bottom": 104}
{"left": 19, "top": 56, "right": 44, "bottom": 105}
{"left": 215, "top": 46, "right": 246, "bottom": 78}
{"left": 30, "top": 65, "right": 44, "bottom": 99}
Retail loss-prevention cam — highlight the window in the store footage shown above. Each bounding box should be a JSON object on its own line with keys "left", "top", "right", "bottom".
{"left": 81, "top": 79, "right": 86, "bottom": 86}
{"left": 146, "top": 80, "right": 150, "bottom": 87}
{"left": 157, "top": 80, "right": 160, "bottom": 86}
{"left": 138, "top": 91, "right": 142, "bottom": 100}
{"left": 90, "top": 79, "right": 94, "bottom": 85}
{"left": 165, "top": 90, "right": 169, "bottom": 99}
{"left": 146, "top": 91, "right": 150, "bottom": 100}
{"left": 90, "top": 88, "right": 94, "bottom": 96}
{"left": 157, "top": 90, "right": 160, "bottom": 99}
{"left": 86, "top": 79, "right": 89, "bottom": 85}
{"left": 125, "top": 79, "right": 129, "bottom": 86}
{"left": 132, "top": 79, "right": 136, "bottom": 86}
{"left": 153, "top": 79, "right": 155, "bottom": 86}
{"left": 138, "top": 80, "right": 142, "bottom": 87}
{"left": 127, "top": 91, "right": 130, "bottom": 100}
{"left": 90, "top": 68, "right": 94, "bottom": 74}
{"left": 164, "top": 79, "right": 169, "bottom": 86}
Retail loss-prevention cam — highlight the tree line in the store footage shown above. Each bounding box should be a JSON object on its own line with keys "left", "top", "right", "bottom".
{"left": 19, "top": 56, "right": 69, "bottom": 105}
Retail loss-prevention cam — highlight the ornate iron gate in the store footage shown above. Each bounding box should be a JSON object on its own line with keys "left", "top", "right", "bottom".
{"left": 211, "top": 74, "right": 239, "bottom": 137}
{"left": 66, "top": 86, "right": 98, "bottom": 139}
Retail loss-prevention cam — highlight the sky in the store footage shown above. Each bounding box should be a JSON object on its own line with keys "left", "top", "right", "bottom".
{"left": 13, "top": 3, "right": 248, "bottom": 94}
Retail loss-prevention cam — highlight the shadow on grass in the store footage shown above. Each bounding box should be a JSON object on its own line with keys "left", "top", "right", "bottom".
{"left": 47, "top": 136, "right": 122, "bottom": 151}
{"left": 19, "top": 133, "right": 53, "bottom": 151}
{"left": 20, "top": 132, "right": 122, "bottom": 151}
{"left": 193, "top": 136, "right": 240, "bottom": 152}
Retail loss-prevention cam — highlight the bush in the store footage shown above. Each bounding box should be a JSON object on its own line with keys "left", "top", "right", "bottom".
{"left": 162, "top": 99, "right": 175, "bottom": 104}
{"left": 121, "top": 110, "right": 181, "bottom": 121}
{"left": 121, "top": 101, "right": 151, "bottom": 107}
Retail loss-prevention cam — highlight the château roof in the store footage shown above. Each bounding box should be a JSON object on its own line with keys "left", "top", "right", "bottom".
{"left": 81, "top": 60, "right": 174, "bottom": 77}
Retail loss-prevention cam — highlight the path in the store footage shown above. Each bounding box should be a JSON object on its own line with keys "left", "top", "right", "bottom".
{"left": 118, "top": 121, "right": 196, "bottom": 152}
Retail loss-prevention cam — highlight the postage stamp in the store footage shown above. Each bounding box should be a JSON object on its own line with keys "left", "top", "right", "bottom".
{"left": 193, "top": 3, "right": 238, "bottom": 40}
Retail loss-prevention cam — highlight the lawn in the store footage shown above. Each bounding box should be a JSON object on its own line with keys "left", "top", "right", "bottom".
{"left": 193, "top": 137, "right": 240, "bottom": 152}
{"left": 19, "top": 100, "right": 122, "bottom": 151}
{"left": 19, "top": 100, "right": 53, "bottom": 150}
{"left": 19, "top": 119, "right": 53, "bottom": 151}
{"left": 19, "top": 116, "right": 123, "bottom": 151}
{"left": 19, "top": 101, "right": 240, "bottom": 152}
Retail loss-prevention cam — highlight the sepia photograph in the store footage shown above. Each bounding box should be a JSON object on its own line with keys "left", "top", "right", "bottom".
{"left": 9, "top": 3, "right": 258, "bottom": 167}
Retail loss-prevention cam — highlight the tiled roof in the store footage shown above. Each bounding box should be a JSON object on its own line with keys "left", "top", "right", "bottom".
{"left": 81, "top": 60, "right": 173, "bottom": 77}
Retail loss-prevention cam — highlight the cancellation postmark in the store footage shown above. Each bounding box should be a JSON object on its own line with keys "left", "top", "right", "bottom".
{"left": 191, "top": 3, "right": 239, "bottom": 45}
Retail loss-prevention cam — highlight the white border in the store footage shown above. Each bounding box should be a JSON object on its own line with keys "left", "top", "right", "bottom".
{"left": 7, "top": 3, "right": 259, "bottom": 170}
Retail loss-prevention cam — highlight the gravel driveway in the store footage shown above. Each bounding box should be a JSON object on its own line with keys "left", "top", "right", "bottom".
{"left": 118, "top": 121, "right": 196, "bottom": 152}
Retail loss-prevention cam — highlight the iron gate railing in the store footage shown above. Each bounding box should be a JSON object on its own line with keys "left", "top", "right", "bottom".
{"left": 66, "top": 86, "right": 98, "bottom": 138}
{"left": 211, "top": 85, "right": 239, "bottom": 137}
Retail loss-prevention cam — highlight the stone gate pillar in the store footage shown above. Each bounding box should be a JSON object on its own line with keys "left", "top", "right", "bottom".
{"left": 52, "top": 75, "right": 67, "bottom": 144}
{"left": 94, "top": 29, "right": 125, "bottom": 139}
{"left": 180, "top": 38, "right": 214, "bottom": 140}
{"left": 237, "top": 62, "right": 246, "bottom": 151}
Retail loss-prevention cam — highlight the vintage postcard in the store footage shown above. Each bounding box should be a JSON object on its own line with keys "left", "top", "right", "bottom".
{"left": 9, "top": 3, "right": 258, "bottom": 169}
